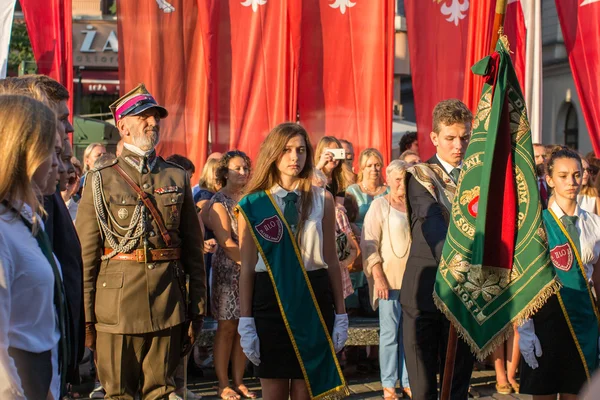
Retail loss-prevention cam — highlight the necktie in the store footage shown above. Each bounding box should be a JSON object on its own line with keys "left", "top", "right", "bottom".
{"left": 539, "top": 179, "right": 548, "bottom": 208}
{"left": 450, "top": 168, "right": 461, "bottom": 184}
{"left": 561, "top": 215, "right": 581, "bottom": 256}
{"left": 283, "top": 192, "right": 299, "bottom": 230}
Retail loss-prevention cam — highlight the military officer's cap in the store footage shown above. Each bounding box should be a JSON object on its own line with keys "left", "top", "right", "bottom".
{"left": 110, "top": 83, "right": 168, "bottom": 123}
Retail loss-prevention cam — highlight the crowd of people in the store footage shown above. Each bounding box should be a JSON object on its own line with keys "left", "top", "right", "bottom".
{"left": 0, "top": 74, "right": 599, "bottom": 400}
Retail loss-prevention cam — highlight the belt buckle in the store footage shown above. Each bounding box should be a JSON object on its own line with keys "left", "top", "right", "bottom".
{"left": 136, "top": 248, "right": 150, "bottom": 263}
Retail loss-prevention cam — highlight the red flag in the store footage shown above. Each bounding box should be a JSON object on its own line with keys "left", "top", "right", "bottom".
{"left": 462, "top": 0, "right": 526, "bottom": 113}
{"left": 21, "top": 0, "right": 73, "bottom": 119}
{"left": 555, "top": 0, "right": 600, "bottom": 156}
{"left": 405, "top": 0, "right": 470, "bottom": 160}
{"left": 208, "top": 0, "right": 297, "bottom": 160}
{"left": 117, "top": 0, "right": 210, "bottom": 175}
{"left": 296, "top": 0, "right": 394, "bottom": 167}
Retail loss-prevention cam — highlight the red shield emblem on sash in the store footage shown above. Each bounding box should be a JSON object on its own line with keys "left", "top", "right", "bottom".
{"left": 550, "top": 244, "right": 573, "bottom": 272}
{"left": 468, "top": 196, "right": 479, "bottom": 217}
{"left": 255, "top": 216, "right": 283, "bottom": 243}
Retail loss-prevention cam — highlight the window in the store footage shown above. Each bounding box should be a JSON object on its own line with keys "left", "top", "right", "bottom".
{"left": 564, "top": 103, "right": 578, "bottom": 149}
{"left": 102, "top": 0, "right": 116, "bottom": 16}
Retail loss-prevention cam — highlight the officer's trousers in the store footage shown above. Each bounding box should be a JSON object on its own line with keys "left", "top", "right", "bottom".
{"left": 97, "top": 324, "right": 183, "bottom": 400}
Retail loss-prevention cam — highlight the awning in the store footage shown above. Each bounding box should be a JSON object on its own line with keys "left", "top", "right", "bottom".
{"left": 73, "top": 70, "right": 120, "bottom": 95}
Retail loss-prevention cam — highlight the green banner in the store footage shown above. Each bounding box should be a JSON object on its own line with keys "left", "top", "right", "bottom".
{"left": 237, "top": 191, "right": 348, "bottom": 400}
{"left": 433, "top": 37, "right": 560, "bottom": 360}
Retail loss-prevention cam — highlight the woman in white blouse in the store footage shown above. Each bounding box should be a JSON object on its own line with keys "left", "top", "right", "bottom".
{"left": 577, "top": 157, "right": 600, "bottom": 214}
{"left": 362, "top": 160, "right": 411, "bottom": 399}
{"left": 0, "top": 95, "right": 61, "bottom": 399}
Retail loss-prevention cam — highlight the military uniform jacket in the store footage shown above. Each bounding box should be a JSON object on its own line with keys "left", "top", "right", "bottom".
{"left": 76, "top": 147, "right": 206, "bottom": 334}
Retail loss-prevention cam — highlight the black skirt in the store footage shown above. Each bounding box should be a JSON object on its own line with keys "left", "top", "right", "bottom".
{"left": 253, "top": 269, "right": 335, "bottom": 379}
{"left": 520, "top": 294, "right": 589, "bottom": 395}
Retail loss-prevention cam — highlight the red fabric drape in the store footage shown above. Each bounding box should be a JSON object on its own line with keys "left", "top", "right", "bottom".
{"left": 404, "top": 0, "right": 470, "bottom": 161}
{"left": 208, "top": 0, "right": 297, "bottom": 160}
{"left": 117, "top": 0, "right": 210, "bottom": 177}
{"left": 462, "top": 0, "right": 526, "bottom": 113}
{"left": 296, "top": 0, "right": 394, "bottom": 167}
{"left": 555, "top": 0, "right": 600, "bottom": 156}
{"left": 21, "top": 0, "right": 73, "bottom": 119}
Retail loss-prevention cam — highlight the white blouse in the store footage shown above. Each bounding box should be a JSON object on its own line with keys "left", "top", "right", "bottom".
{"left": 361, "top": 196, "right": 411, "bottom": 309}
{"left": 550, "top": 202, "right": 600, "bottom": 281}
{"left": 577, "top": 194, "right": 597, "bottom": 214}
{"left": 0, "top": 204, "right": 60, "bottom": 399}
{"left": 255, "top": 185, "right": 327, "bottom": 272}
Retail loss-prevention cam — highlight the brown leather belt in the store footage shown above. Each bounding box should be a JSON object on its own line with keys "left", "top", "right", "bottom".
{"left": 104, "top": 248, "right": 181, "bottom": 263}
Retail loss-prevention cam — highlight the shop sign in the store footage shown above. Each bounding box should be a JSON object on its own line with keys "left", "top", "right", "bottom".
{"left": 73, "top": 21, "right": 118, "bottom": 68}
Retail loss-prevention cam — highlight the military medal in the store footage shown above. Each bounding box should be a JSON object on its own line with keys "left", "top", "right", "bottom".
{"left": 118, "top": 208, "right": 129, "bottom": 220}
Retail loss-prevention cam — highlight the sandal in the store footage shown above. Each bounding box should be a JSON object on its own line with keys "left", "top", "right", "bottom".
{"left": 383, "top": 387, "right": 399, "bottom": 399}
{"left": 218, "top": 386, "right": 240, "bottom": 400}
{"left": 402, "top": 387, "right": 412, "bottom": 399}
{"left": 235, "top": 384, "right": 258, "bottom": 399}
{"left": 509, "top": 381, "right": 520, "bottom": 394}
{"left": 495, "top": 382, "right": 513, "bottom": 395}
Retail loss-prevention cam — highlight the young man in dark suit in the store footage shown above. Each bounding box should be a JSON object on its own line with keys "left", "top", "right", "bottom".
{"left": 402, "top": 99, "right": 475, "bottom": 400}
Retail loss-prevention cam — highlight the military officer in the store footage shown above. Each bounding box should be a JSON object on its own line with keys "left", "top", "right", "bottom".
{"left": 76, "top": 84, "right": 206, "bottom": 399}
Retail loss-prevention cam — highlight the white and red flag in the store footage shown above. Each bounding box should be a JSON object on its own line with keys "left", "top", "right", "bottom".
{"left": 405, "top": 0, "right": 470, "bottom": 160}
{"left": 117, "top": 0, "right": 211, "bottom": 173}
{"left": 555, "top": 0, "right": 600, "bottom": 155}
{"left": 207, "top": 0, "right": 297, "bottom": 160}
{"left": 21, "top": 0, "right": 73, "bottom": 116}
{"left": 296, "top": 0, "right": 394, "bottom": 167}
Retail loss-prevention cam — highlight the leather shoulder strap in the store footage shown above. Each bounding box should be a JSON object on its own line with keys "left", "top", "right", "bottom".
{"left": 111, "top": 164, "right": 172, "bottom": 247}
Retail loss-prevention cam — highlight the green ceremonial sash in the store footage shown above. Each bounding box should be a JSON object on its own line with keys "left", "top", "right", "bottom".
{"left": 433, "top": 37, "right": 560, "bottom": 360}
{"left": 543, "top": 209, "right": 600, "bottom": 377}
{"left": 237, "top": 191, "right": 348, "bottom": 400}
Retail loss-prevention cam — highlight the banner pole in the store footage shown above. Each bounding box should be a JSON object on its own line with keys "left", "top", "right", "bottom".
{"left": 490, "top": 0, "right": 509, "bottom": 53}
{"left": 440, "top": 3, "right": 510, "bottom": 400}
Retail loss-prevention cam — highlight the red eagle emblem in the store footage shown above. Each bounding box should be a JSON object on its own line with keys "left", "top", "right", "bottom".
{"left": 550, "top": 243, "right": 573, "bottom": 272}
{"left": 255, "top": 216, "right": 283, "bottom": 243}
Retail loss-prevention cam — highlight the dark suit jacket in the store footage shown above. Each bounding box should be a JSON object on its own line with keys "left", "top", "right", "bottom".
{"left": 44, "top": 192, "right": 85, "bottom": 381}
{"left": 400, "top": 156, "right": 453, "bottom": 312}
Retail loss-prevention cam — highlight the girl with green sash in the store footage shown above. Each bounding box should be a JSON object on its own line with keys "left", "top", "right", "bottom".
{"left": 519, "top": 147, "right": 600, "bottom": 399}
{"left": 237, "top": 123, "right": 349, "bottom": 400}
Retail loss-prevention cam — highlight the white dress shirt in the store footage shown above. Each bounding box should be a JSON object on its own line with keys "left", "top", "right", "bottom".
{"left": 549, "top": 201, "right": 600, "bottom": 280}
{"left": 255, "top": 185, "right": 327, "bottom": 272}
{"left": 0, "top": 204, "right": 60, "bottom": 399}
{"left": 436, "top": 154, "right": 462, "bottom": 177}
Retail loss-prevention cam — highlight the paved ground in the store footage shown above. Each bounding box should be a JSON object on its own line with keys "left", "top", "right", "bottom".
{"left": 74, "top": 362, "right": 529, "bottom": 399}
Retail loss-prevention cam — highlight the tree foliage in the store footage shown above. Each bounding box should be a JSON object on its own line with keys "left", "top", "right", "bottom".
{"left": 8, "top": 21, "right": 36, "bottom": 74}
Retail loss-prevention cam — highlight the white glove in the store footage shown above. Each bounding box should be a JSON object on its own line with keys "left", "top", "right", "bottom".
{"left": 518, "top": 319, "right": 542, "bottom": 369}
{"left": 332, "top": 313, "right": 349, "bottom": 353}
{"left": 238, "top": 317, "right": 261, "bottom": 366}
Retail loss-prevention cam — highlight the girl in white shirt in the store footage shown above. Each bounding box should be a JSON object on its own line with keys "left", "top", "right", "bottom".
{"left": 237, "top": 123, "right": 348, "bottom": 400}
{"left": 0, "top": 95, "right": 60, "bottom": 399}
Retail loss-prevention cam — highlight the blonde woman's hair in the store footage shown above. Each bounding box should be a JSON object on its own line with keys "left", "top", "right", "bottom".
{"left": 83, "top": 143, "right": 105, "bottom": 173}
{"left": 580, "top": 155, "right": 598, "bottom": 197}
{"left": 0, "top": 95, "right": 57, "bottom": 231}
{"left": 357, "top": 148, "right": 385, "bottom": 186}
{"left": 244, "top": 122, "right": 314, "bottom": 243}
{"left": 314, "top": 136, "right": 349, "bottom": 194}
{"left": 198, "top": 157, "right": 220, "bottom": 193}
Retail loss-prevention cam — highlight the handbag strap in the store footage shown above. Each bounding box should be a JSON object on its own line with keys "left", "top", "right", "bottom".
{"left": 111, "top": 164, "right": 172, "bottom": 247}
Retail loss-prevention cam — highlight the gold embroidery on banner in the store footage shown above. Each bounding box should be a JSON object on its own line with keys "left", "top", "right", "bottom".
{"left": 460, "top": 187, "right": 480, "bottom": 206}
{"left": 473, "top": 90, "right": 492, "bottom": 131}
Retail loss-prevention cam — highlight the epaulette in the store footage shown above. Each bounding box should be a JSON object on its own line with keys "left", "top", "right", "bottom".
{"left": 90, "top": 156, "right": 118, "bottom": 172}
{"left": 163, "top": 157, "right": 186, "bottom": 171}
